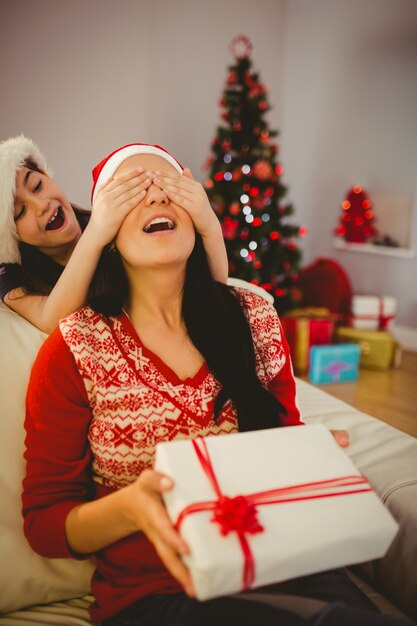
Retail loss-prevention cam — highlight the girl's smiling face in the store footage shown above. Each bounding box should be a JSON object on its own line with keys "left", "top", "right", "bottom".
{"left": 13, "top": 165, "right": 81, "bottom": 262}
{"left": 114, "top": 154, "right": 195, "bottom": 270}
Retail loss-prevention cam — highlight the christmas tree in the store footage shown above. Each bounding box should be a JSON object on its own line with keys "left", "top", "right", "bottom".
{"left": 204, "top": 35, "right": 306, "bottom": 313}
{"left": 334, "top": 185, "right": 377, "bottom": 243}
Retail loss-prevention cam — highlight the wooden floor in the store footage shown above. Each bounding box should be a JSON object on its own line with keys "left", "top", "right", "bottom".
{"left": 301, "top": 350, "right": 417, "bottom": 439}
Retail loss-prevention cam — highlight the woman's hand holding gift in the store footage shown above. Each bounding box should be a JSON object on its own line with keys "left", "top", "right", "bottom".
{"left": 126, "top": 469, "right": 195, "bottom": 598}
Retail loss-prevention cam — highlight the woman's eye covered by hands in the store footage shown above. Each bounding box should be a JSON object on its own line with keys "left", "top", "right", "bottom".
{"left": 88, "top": 168, "right": 154, "bottom": 246}
{"left": 152, "top": 168, "right": 218, "bottom": 236}
{"left": 128, "top": 469, "right": 195, "bottom": 598}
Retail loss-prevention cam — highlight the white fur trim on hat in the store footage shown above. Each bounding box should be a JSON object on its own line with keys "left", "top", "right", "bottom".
{"left": 91, "top": 144, "right": 183, "bottom": 205}
{"left": 0, "top": 135, "right": 52, "bottom": 265}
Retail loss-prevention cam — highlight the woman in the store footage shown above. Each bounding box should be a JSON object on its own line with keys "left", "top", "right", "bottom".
{"left": 22, "top": 145, "right": 409, "bottom": 626}
{"left": 0, "top": 136, "right": 228, "bottom": 332}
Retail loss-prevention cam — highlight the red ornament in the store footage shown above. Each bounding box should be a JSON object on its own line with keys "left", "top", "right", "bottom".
{"left": 299, "top": 225, "right": 308, "bottom": 237}
{"left": 245, "top": 73, "right": 256, "bottom": 88}
{"left": 265, "top": 187, "right": 274, "bottom": 197}
{"left": 259, "top": 101, "right": 268, "bottom": 110}
{"left": 253, "top": 160, "right": 273, "bottom": 180}
{"left": 253, "top": 260, "right": 262, "bottom": 269}
{"left": 229, "top": 34, "right": 253, "bottom": 60}
{"left": 204, "top": 178, "right": 214, "bottom": 189}
{"left": 270, "top": 231, "right": 279, "bottom": 240}
{"left": 227, "top": 70, "right": 238, "bottom": 84}
{"left": 274, "top": 288, "right": 285, "bottom": 297}
{"left": 229, "top": 201, "right": 240, "bottom": 215}
{"left": 240, "top": 229, "right": 249, "bottom": 239}
{"left": 249, "top": 84, "right": 265, "bottom": 98}
{"left": 252, "top": 217, "right": 262, "bottom": 227}
{"left": 232, "top": 168, "right": 242, "bottom": 181}
{"left": 252, "top": 197, "right": 265, "bottom": 210}
{"left": 261, "top": 283, "right": 272, "bottom": 291}
{"left": 275, "top": 164, "right": 284, "bottom": 176}
{"left": 233, "top": 122, "right": 242, "bottom": 132}
{"left": 249, "top": 186, "right": 260, "bottom": 197}
{"left": 214, "top": 172, "right": 224, "bottom": 182}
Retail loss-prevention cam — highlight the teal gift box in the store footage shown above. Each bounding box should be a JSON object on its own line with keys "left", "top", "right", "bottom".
{"left": 309, "top": 344, "right": 360, "bottom": 384}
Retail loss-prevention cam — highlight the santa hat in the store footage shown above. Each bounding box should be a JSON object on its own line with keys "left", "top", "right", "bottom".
{"left": 91, "top": 143, "right": 183, "bottom": 204}
{"left": 0, "top": 135, "right": 52, "bottom": 265}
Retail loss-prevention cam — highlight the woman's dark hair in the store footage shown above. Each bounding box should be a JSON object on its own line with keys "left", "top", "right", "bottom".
{"left": 11, "top": 159, "right": 90, "bottom": 298}
{"left": 88, "top": 235, "right": 287, "bottom": 432}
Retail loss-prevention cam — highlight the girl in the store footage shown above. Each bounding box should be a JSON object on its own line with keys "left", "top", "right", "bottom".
{"left": 0, "top": 136, "right": 228, "bottom": 332}
{"left": 22, "top": 145, "right": 403, "bottom": 626}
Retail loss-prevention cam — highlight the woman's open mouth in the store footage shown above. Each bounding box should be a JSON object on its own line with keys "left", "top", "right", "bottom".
{"left": 143, "top": 216, "right": 176, "bottom": 233}
{"left": 45, "top": 207, "right": 66, "bottom": 231}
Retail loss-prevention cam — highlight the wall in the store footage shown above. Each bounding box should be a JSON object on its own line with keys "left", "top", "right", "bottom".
{"left": 0, "top": 0, "right": 285, "bottom": 206}
{"left": 1, "top": 0, "right": 416, "bottom": 329}
{"left": 281, "top": 0, "right": 417, "bottom": 328}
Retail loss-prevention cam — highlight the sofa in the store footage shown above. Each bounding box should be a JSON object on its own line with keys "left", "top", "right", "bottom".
{"left": 0, "top": 295, "right": 416, "bottom": 625}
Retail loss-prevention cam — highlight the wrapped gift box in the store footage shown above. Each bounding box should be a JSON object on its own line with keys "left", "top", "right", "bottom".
{"left": 309, "top": 344, "right": 360, "bottom": 384}
{"left": 351, "top": 295, "right": 397, "bottom": 331}
{"left": 155, "top": 425, "right": 398, "bottom": 601}
{"left": 336, "top": 327, "right": 398, "bottom": 370}
{"left": 281, "top": 308, "right": 336, "bottom": 374}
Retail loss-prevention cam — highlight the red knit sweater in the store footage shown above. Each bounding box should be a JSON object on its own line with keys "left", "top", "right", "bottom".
{"left": 23, "top": 288, "right": 302, "bottom": 622}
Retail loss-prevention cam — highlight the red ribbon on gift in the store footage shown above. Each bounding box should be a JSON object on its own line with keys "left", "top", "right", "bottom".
{"left": 351, "top": 314, "right": 394, "bottom": 330}
{"left": 175, "top": 437, "right": 373, "bottom": 591}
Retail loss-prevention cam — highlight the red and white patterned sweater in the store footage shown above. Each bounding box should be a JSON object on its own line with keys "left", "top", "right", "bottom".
{"left": 23, "top": 288, "right": 301, "bottom": 622}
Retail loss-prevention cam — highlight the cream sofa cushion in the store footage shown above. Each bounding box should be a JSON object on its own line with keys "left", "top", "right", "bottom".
{"left": 0, "top": 303, "right": 94, "bottom": 614}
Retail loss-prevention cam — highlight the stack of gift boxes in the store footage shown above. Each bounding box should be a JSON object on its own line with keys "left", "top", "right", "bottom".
{"left": 281, "top": 296, "right": 399, "bottom": 384}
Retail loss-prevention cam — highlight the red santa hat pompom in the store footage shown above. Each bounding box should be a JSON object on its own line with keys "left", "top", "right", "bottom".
{"left": 91, "top": 143, "right": 183, "bottom": 204}
{"left": 0, "top": 135, "right": 52, "bottom": 264}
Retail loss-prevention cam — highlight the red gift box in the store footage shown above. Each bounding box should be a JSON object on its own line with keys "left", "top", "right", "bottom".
{"left": 281, "top": 308, "right": 335, "bottom": 374}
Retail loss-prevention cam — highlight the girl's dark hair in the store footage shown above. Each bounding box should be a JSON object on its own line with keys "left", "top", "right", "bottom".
{"left": 14, "top": 159, "right": 90, "bottom": 298}
{"left": 88, "top": 235, "right": 287, "bottom": 432}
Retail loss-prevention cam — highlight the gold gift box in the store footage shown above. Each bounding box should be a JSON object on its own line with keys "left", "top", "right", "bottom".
{"left": 335, "top": 327, "right": 400, "bottom": 370}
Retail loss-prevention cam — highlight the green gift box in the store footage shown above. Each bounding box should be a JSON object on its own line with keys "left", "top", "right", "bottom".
{"left": 335, "top": 327, "right": 398, "bottom": 370}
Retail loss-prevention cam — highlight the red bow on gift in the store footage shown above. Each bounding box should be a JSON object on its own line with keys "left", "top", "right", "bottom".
{"left": 175, "top": 437, "right": 372, "bottom": 591}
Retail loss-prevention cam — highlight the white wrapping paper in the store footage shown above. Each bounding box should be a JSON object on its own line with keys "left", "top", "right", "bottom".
{"left": 155, "top": 424, "right": 398, "bottom": 600}
{"left": 352, "top": 295, "right": 397, "bottom": 330}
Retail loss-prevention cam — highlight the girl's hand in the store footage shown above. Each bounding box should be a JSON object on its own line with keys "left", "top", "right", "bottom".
{"left": 126, "top": 469, "right": 195, "bottom": 597}
{"left": 330, "top": 429, "right": 350, "bottom": 448}
{"left": 86, "top": 168, "right": 152, "bottom": 247}
{"left": 154, "top": 168, "right": 220, "bottom": 237}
